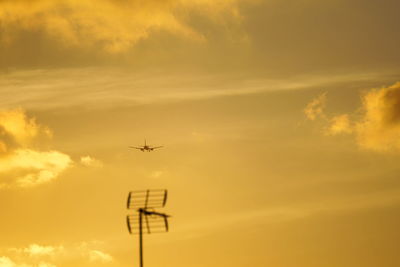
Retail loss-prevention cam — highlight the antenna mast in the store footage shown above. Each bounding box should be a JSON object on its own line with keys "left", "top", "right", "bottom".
{"left": 126, "top": 189, "right": 170, "bottom": 267}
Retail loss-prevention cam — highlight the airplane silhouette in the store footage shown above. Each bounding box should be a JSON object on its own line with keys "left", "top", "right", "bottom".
{"left": 129, "top": 140, "right": 163, "bottom": 152}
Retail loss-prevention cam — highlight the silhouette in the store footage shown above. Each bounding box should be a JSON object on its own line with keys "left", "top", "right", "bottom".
{"left": 129, "top": 139, "right": 163, "bottom": 152}
{"left": 126, "top": 189, "right": 170, "bottom": 267}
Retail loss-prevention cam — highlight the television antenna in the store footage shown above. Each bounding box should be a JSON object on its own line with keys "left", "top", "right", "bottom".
{"left": 126, "top": 189, "right": 170, "bottom": 267}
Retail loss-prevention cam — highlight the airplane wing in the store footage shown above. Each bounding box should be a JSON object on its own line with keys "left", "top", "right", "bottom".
{"left": 129, "top": 146, "right": 143, "bottom": 150}
{"left": 151, "top": 146, "right": 163, "bottom": 150}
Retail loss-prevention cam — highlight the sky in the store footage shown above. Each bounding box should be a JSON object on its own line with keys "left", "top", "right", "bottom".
{"left": 1, "top": 0, "right": 400, "bottom": 266}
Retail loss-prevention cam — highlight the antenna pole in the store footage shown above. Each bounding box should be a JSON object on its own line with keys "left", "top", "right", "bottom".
{"left": 139, "top": 209, "right": 144, "bottom": 267}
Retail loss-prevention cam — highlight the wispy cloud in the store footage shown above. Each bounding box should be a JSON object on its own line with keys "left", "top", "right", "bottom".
{"left": 173, "top": 187, "right": 400, "bottom": 241}
{"left": 150, "top": 170, "right": 164, "bottom": 179}
{"left": 88, "top": 250, "right": 113, "bottom": 263}
{"left": 0, "top": 68, "right": 390, "bottom": 110}
{"left": 304, "top": 92, "right": 327, "bottom": 120}
{"left": 80, "top": 156, "right": 103, "bottom": 168}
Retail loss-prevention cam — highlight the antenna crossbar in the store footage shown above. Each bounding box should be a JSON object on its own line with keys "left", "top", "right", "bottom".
{"left": 127, "top": 189, "right": 168, "bottom": 209}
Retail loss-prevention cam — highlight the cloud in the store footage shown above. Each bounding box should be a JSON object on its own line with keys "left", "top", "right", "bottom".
{"left": 307, "top": 81, "right": 400, "bottom": 152}
{"left": 355, "top": 82, "right": 400, "bottom": 151}
{"left": 0, "top": 68, "right": 384, "bottom": 110}
{"left": 0, "top": 256, "right": 56, "bottom": 267}
{"left": 22, "top": 244, "right": 63, "bottom": 257}
{"left": 37, "top": 264, "right": 56, "bottom": 267}
{"left": 150, "top": 170, "right": 164, "bottom": 179}
{"left": 304, "top": 92, "right": 327, "bottom": 120}
{"left": 0, "top": 109, "right": 72, "bottom": 188}
{"left": 80, "top": 156, "right": 103, "bottom": 168}
{"left": 4, "top": 242, "right": 113, "bottom": 266}
{"left": 0, "top": 149, "right": 72, "bottom": 187}
{"left": 0, "top": 141, "right": 7, "bottom": 153}
{"left": 0, "top": 0, "right": 245, "bottom": 53}
{"left": 326, "top": 114, "right": 353, "bottom": 135}
{"left": 0, "top": 108, "right": 52, "bottom": 146}
{"left": 88, "top": 250, "right": 113, "bottom": 263}
{"left": 0, "top": 257, "right": 16, "bottom": 267}
{"left": 174, "top": 187, "right": 400, "bottom": 242}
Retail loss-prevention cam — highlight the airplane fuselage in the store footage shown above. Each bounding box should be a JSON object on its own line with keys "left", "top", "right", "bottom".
{"left": 130, "top": 140, "right": 162, "bottom": 152}
{"left": 141, "top": 146, "right": 153, "bottom": 152}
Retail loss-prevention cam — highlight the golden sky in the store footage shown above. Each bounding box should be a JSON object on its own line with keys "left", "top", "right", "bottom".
{"left": 1, "top": 0, "right": 400, "bottom": 266}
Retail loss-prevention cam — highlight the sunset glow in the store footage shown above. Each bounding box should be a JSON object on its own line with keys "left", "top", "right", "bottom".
{"left": 1, "top": 1, "right": 400, "bottom": 266}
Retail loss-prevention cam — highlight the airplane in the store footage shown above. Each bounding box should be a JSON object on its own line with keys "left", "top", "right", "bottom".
{"left": 129, "top": 140, "right": 163, "bottom": 152}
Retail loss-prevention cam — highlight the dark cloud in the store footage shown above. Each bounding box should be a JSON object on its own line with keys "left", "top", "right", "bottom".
{"left": 381, "top": 84, "right": 400, "bottom": 125}
{"left": 1, "top": 0, "right": 400, "bottom": 75}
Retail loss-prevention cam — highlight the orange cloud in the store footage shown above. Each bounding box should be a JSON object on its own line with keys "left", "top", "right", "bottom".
{"left": 304, "top": 92, "right": 327, "bottom": 120}
{"left": 0, "top": 141, "right": 7, "bottom": 153}
{"left": 0, "top": 255, "right": 56, "bottom": 267}
{"left": 22, "top": 244, "right": 64, "bottom": 257}
{"left": 0, "top": 109, "right": 71, "bottom": 188}
{"left": 80, "top": 156, "right": 103, "bottom": 168}
{"left": 326, "top": 114, "right": 353, "bottom": 135}
{"left": 307, "top": 82, "right": 400, "bottom": 152}
{"left": 0, "top": 149, "right": 72, "bottom": 187}
{"left": 0, "top": 0, "right": 245, "bottom": 53}
{"left": 0, "top": 108, "right": 51, "bottom": 146}
{"left": 88, "top": 250, "right": 113, "bottom": 263}
{"left": 356, "top": 82, "right": 400, "bottom": 151}
{"left": 4, "top": 242, "right": 113, "bottom": 266}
